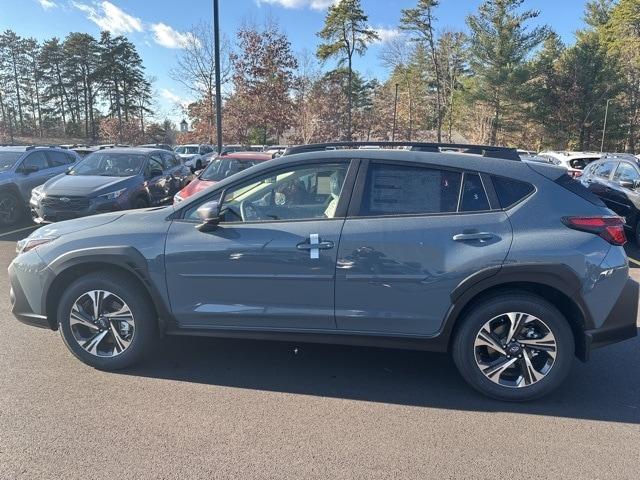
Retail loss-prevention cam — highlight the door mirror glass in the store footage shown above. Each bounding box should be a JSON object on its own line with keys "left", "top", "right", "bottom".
{"left": 619, "top": 179, "right": 635, "bottom": 189}
{"left": 196, "top": 200, "right": 222, "bottom": 232}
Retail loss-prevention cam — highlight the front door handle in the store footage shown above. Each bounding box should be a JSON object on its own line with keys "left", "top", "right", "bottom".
{"left": 297, "top": 234, "right": 334, "bottom": 259}
{"left": 452, "top": 232, "right": 495, "bottom": 242}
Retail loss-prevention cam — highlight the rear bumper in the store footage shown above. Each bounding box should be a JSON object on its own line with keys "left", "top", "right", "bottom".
{"left": 584, "top": 277, "right": 638, "bottom": 357}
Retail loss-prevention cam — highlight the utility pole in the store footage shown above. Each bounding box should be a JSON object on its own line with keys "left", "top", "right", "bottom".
{"left": 600, "top": 99, "right": 611, "bottom": 153}
{"left": 213, "top": 0, "right": 223, "bottom": 154}
{"left": 392, "top": 83, "right": 399, "bottom": 142}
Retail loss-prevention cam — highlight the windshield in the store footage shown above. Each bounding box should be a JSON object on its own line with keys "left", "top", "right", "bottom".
{"left": 0, "top": 152, "right": 22, "bottom": 172}
{"left": 200, "top": 158, "right": 256, "bottom": 182}
{"left": 69, "top": 153, "right": 145, "bottom": 177}
{"left": 175, "top": 146, "right": 198, "bottom": 155}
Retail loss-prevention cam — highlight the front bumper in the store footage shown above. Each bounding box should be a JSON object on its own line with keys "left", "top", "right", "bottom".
{"left": 584, "top": 277, "right": 638, "bottom": 356}
{"left": 9, "top": 255, "right": 55, "bottom": 330}
{"left": 31, "top": 198, "right": 122, "bottom": 223}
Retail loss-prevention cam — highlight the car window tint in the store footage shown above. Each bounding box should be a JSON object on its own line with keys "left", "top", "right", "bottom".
{"left": 162, "top": 152, "right": 179, "bottom": 168}
{"left": 47, "top": 150, "right": 74, "bottom": 166}
{"left": 492, "top": 176, "right": 534, "bottom": 208}
{"left": 186, "top": 163, "right": 348, "bottom": 222}
{"left": 360, "top": 164, "right": 461, "bottom": 216}
{"left": 459, "top": 173, "right": 490, "bottom": 212}
{"left": 22, "top": 151, "right": 49, "bottom": 171}
{"left": 613, "top": 163, "right": 640, "bottom": 183}
{"left": 146, "top": 157, "right": 164, "bottom": 176}
{"left": 595, "top": 161, "right": 616, "bottom": 178}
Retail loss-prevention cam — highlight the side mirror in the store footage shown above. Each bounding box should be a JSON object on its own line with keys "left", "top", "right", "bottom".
{"left": 196, "top": 200, "right": 222, "bottom": 232}
{"left": 619, "top": 179, "right": 636, "bottom": 189}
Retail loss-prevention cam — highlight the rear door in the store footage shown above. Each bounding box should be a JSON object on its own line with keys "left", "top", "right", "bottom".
{"left": 608, "top": 162, "right": 640, "bottom": 225}
{"left": 334, "top": 160, "right": 513, "bottom": 336}
{"left": 16, "top": 151, "right": 53, "bottom": 201}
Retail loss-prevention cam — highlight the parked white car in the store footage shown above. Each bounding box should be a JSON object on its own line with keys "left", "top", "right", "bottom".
{"left": 174, "top": 144, "right": 214, "bottom": 171}
{"left": 537, "top": 151, "right": 603, "bottom": 178}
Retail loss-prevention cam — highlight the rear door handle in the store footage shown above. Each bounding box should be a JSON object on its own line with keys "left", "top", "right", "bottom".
{"left": 297, "top": 241, "right": 334, "bottom": 250}
{"left": 453, "top": 232, "right": 495, "bottom": 241}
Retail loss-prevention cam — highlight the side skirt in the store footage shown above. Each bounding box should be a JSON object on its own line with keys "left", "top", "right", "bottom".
{"left": 165, "top": 326, "right": 449, "bottom": 353}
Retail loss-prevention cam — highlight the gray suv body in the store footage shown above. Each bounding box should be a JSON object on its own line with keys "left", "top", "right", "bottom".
{"left": 9, "top": 145, "right": 638, "bottom": 401}
{"left": 0, "top": 146, "right": 80, "bottom": 226}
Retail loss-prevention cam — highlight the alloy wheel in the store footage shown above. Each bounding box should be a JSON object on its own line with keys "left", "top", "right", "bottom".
{"left": 473, "top": 312, "right": 557, "bottom": 388}
{"left": 0, "top": 193, "right": 18, "bottom": 224}
{"left": 69, "top": 290, "right": 135, "bottom": 357}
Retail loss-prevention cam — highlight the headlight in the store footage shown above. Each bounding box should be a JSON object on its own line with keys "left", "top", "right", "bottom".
{"left": 31, "top": 186, "right": 45, "bottom": 200}
{"left": 174, "top": 192, "right": 183, "bottom": 203}
{"left": 99, "top": 188, "right": 127, "bottom": 200}
{"left": 16, "top": 237, "right": 57, "bottom": 255}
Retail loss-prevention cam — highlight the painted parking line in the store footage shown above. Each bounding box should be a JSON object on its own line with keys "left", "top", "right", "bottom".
{"left": 0, "top": 225, "right": 39, "bottom": 239}
{"left": 628, "top": 256, "right": 640, "bottom": 267}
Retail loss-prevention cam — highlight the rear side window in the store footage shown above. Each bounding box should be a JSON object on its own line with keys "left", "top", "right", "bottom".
{"left": 491, "top": 176, "right": 534, "bottom": 208}
{"left": 613, "top": 162, "right": 640, "bottom": 182}
{"left": 47, "top": 150, "right": 75, "bottom": 166}
{"left": 360, "top": 163, "right": 461, "bottom": 216}
{"left": 460, "top": 173, "right": 490, "bottom": 212}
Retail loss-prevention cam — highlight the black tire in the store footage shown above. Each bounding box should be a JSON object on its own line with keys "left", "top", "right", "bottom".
{"left": 57, "top": 271, "right": 157, "bottom": 370}
{"left": 133, "top": 196, "right": 149, "bottom": 209}
{"left": 452, "top": 292, "right": 574, "bottom": 402}
{"left": 0, "top": 190, "right": 24, "bottom": 227}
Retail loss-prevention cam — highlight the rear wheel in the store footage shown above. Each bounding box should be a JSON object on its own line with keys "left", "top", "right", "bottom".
{"left": 0, "top": 190, "right": 23, "bottom": 227}
{"left": 452, "top": 292, "right": 574, "bottom": 401}
{"left": 57, "top": 272, "right": 157, "bottom": 370}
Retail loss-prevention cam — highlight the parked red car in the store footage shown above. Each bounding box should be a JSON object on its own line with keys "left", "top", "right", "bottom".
{"left": 173, "top": 152, "right": 272, "bottom": 202}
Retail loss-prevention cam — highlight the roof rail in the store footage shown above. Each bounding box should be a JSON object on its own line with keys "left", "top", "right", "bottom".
{"left": 282, "top": 142, "right": 520, "bottom": 161}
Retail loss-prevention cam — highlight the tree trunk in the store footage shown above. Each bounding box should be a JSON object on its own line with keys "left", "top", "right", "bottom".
{"left": 347, "top": 54, "right": 353, "bottom": 142}
{"left": 10, "top": 50, "right": 24, "bottom": 134}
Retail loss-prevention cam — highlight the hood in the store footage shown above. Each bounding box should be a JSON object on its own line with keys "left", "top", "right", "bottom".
{"left": 179, "top": 178, "right": 216, "bottom": 199}
{"left": 42, "top": 174, "right": 136, "bottom": 197}
{"left": 29, "top": 211, "right": 125, "bottom": 239}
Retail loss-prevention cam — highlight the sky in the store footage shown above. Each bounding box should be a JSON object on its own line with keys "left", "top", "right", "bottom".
{"left": 0, "top": 0, "right": 590, "bottom": 123}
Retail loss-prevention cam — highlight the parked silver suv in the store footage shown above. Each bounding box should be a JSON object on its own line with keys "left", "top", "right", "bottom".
{"left": 9, "top": 142, "right": 638, "bottom": 401}
{"left": 0, "top": 146, "right": 80, "bottom": 226}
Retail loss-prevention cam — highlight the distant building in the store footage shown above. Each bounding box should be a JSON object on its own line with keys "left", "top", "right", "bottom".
{"left": 180, "top": 119, "right": 188, "bottom": 133}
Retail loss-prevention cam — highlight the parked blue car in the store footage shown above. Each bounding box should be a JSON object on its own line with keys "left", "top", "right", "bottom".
{"left": 0, "top": 146, "right": 81, "bottom": 227}
{"left": 30, "top": 148, "right": 190, "bottom": 223}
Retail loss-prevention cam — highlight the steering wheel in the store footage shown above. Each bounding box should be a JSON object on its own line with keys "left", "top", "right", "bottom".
{"left": 240, "top": 201, "right": 262, "bottom": 221}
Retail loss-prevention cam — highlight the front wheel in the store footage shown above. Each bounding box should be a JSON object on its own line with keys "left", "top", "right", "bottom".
{"left": 452, "top": 292, "right": 574, "bottom": 401}
{"left": 0, "top": 190, "right": 23, "bottom": 227}
{"left": 57, "top": 271, "right": 157, "bottom": 370}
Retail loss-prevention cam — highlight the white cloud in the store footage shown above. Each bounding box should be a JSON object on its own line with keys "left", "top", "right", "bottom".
{"left": 37, "top": 0, "right": 58, "bottom": 10}
{"left": 256, "top": 0, "right": 337, "bottom": 11}
{"left": 373, "top": 27, "right": 402, "bottom": 44}
{"left": 72, "top": 1, "right": 143, "bottom": 35}
{"left": 151, "top": 23, "right": 197, "bottom": 49}
{"left": 160, "top": 89, "right": 190, "bottom": 109}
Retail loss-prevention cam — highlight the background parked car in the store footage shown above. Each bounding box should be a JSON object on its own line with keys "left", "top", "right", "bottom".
{"left": 30, "top": 148, "right": 189, "bottom": 223}
{"left": 581, "top": 156, "right": 640, "bottom": 243}
{"left": 139, "top": 143, "right": 173, "bottom": 151}
{"left": 174, "top": 144, "right": 214, "bottom": 171}
{"left": 174, "top": 151, "right": 272, "bottom": 202}
{"left": 537, "top": 151, "right": 602, "bottom": 178}
{"left": 0, "top": 146, "right": 80, "bottom": 226}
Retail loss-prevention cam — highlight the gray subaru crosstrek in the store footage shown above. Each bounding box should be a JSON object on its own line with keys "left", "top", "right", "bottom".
{"left": 8, "top": 142, "right": 638, "bottom": 401}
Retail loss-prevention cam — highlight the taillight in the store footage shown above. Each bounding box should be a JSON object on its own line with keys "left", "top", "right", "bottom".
{"left": 562, "top": 216, "right": 627, "bottom": 246}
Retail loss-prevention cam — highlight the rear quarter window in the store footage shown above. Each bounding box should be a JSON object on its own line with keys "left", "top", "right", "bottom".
{"left": 491, "top": 176, "right": 535, "bottom": 208}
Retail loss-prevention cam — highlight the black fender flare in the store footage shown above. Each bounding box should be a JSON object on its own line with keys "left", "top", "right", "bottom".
{"left": 436, "top": 263, "right": 594, "bottom": 348}
{"left": 43, "top": 246, "right": 174, "bottom": 331}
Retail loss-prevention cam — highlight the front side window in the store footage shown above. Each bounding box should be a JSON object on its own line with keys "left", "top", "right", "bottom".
{"left": 613, "top": 162, "right": 640, "bottom": 183}
{"left": 595, "top": 162, "right": 616, "bottom": 179}
{"left": 22, "top": 151, "right": 49, "bottom": 171}
{"left": 186, "top": 163, "right": 348, "bottom": 222}
{"left": 48, "top": 150, "right": 75, "bottom": 166}
{"left": 69, "top": 153, "right": 146, "bottom": 177}
{"left": 359, "top": 164, "right": 461, "bottom": 216}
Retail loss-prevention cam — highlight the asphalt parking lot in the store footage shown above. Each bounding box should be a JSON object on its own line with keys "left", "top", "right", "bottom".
{"left": 0, "top": 221, "right": 639, "bottom": 479}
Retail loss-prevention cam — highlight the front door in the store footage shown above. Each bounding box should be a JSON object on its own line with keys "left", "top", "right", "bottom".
{"left": 335, "top": 161, "right": 513, "bottom": 336}
{"left": 165, "top": 160, "right": 355, "bottom": 330}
